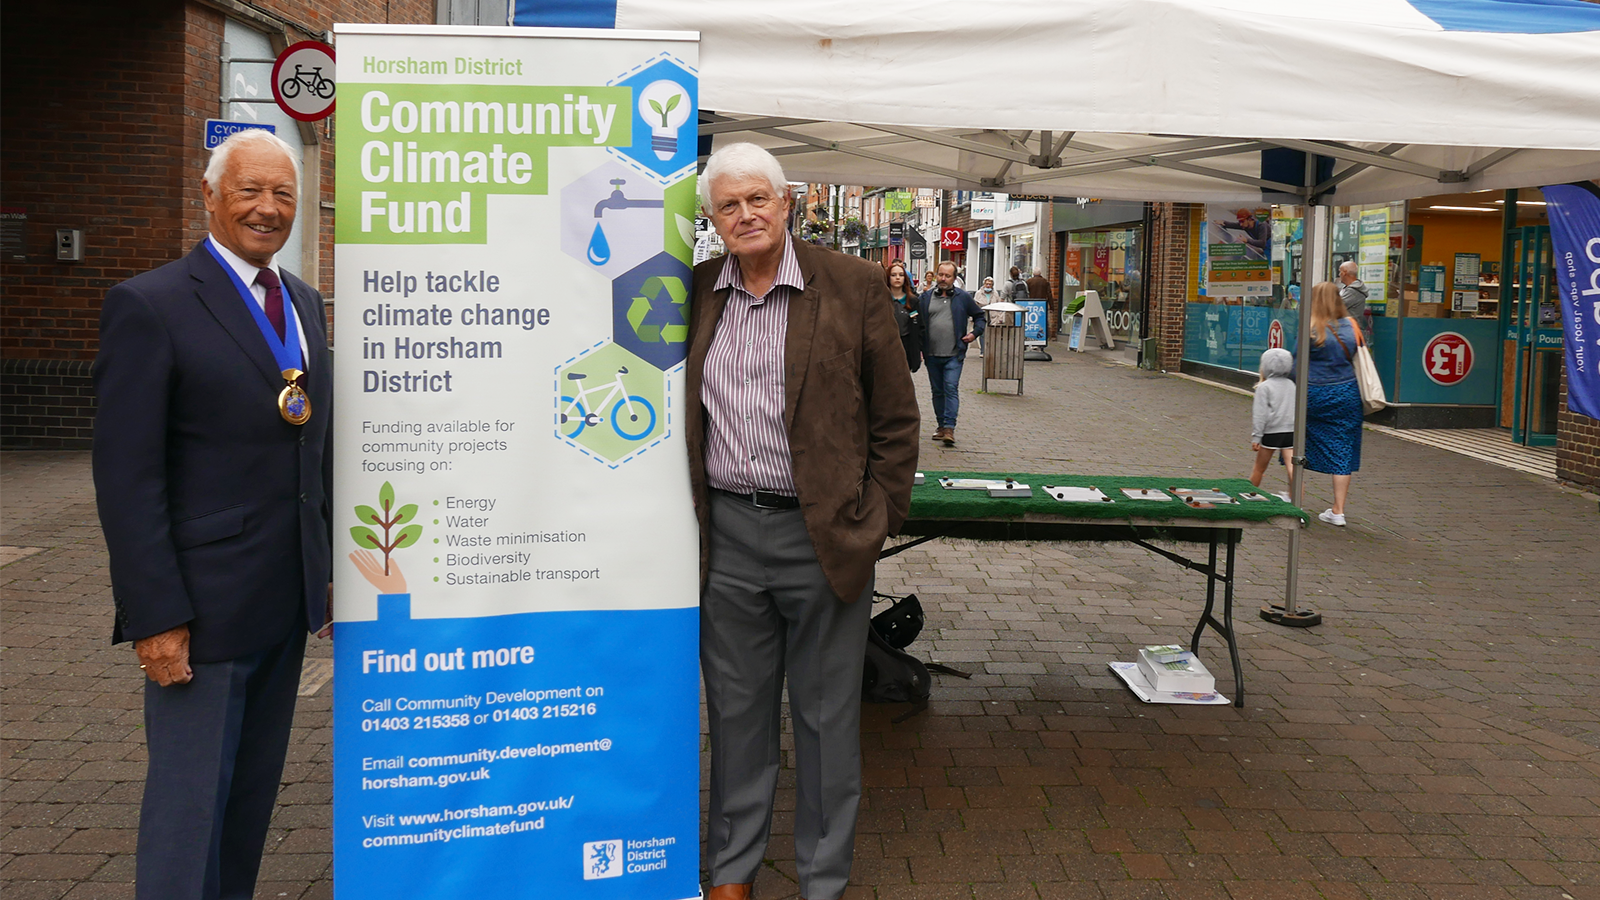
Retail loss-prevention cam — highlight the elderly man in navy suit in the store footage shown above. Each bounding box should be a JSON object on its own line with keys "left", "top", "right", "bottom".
{"left": 92, "top": 128, "right": 333, "bottom": 900}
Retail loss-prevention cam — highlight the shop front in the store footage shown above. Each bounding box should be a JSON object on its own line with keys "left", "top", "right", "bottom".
{"left": 1369, "top": 191, "right": 1558, "bottom": 436}
{"left": 1065, "top": 230, "right": 1143, "bottom": 347}
{"left": 1182, "top": 206, "right": 1321, "bottom": 381}
{"left": 1055, "top": 200, "right": 1146, "bottom": 350}
{"left": 1177, "top": 191, "right": 1565, "bottom": 444}
{"left": 993, "top": 197, "right": 1043, "bottom": 292}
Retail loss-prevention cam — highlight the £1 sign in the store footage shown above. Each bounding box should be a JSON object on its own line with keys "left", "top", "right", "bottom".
{"left": 1267, "top": 319, "right": 1285, "bottom": 350}
{"left": 1423, "top": 332, "right": 1473, "bottom": 385}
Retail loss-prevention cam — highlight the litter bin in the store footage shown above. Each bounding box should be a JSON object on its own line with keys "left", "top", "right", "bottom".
{"left": 981, "top": 301, "right": 1025, "bottom": 394}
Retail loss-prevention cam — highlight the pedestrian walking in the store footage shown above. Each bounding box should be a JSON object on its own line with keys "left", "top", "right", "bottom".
{"left": 1249, "top": 347, "right": 1296, "bottom": 493}
{"left": 1025, "top": 269, "right": 1051, "bottom": 301}
{"left": 886, "top": 260, "right": 922, "bottom": 372}
{"left": 1007, "top": 265, "right": 1028, "bottom": 299}
{"left": 1338, "top": 260, "right": 1373, "bottom": 341}
{"left": 1296, "top": 282, "right": 1365, "bottom": 526}
{"left": 918, "top": 259, "right": 986, "bottom": 446}
{"left": 973, "top": 276, "right": 999, "bottom": 354}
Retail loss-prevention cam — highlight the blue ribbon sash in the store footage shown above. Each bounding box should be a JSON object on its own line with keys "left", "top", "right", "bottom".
{"left": 204, "top": 238, "right": 304, "bottom": 375}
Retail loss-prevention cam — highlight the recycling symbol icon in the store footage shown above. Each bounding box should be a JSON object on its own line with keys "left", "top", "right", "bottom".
{"left": 612, "top": 251, "right": 692, "bottom": 370}
{"left": 628, "top": 275, "right": 688, "bottom": 344}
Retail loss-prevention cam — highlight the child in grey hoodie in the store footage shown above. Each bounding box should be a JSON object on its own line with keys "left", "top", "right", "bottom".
{"left": 1250, "top": 347, "right": 1296, "bottom": 492}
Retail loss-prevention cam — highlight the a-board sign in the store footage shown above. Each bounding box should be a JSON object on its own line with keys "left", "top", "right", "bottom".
{"left": 1067, "top": 313, "right": 1086, "bottom": 351}
{"left": 1017, "top": 299, "right": 1048, "bottom": 345}
{"left": 1076, "top": 290, "right": 1116, "bottom": 350}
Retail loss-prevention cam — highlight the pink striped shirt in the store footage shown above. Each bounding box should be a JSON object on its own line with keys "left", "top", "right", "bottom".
{"left": 702, "top": 237, "right": 805, "bottom": 496}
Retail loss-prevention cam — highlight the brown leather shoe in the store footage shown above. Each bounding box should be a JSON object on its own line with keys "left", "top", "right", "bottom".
{"left": 931, "top": 427, "right": 948, "bottom": 442}
{"left": 707, "top": 883, "right": 752, "bottom": 900}
{"left": 942, "top": 427, "right": 956, "bottom": 446}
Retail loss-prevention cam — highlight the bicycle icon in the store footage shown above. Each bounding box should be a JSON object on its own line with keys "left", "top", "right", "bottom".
{"left": 559, "top": 366, "right": 656, "bottom": 440}
{"left": 280, "top": 65, "right": 335, "bottom": 101}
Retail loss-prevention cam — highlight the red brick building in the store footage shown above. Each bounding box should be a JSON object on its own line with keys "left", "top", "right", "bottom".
{"left": 1, "top": 0, "right": 436, "bottom": 449}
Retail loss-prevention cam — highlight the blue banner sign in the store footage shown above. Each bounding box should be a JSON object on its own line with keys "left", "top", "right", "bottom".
{"left": 204, "top": 119, "right": 275, "bottom": 149}
{"left": 1018, "top": 299, "right": 1048, "bottom": 344}
{"left": 1541, "top": 182, "right": 1600, "bottom": 419}
{"left": 332, "top": 26, "right": 702, "bottom": 900}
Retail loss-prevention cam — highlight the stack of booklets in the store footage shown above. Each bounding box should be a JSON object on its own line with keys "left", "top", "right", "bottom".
{"left": 1135, "top": 644, "right": 1215, "bottom": 693}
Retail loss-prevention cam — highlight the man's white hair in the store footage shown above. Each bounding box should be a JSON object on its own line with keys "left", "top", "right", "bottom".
{"left": 204, "top": 128, "right": 301, "bottom": 194}
{"left": 1339, "top": 260, "right": 1358, "bottom": 275}
{"left": 700, "top": 142, "right": 787, "bottom": 212}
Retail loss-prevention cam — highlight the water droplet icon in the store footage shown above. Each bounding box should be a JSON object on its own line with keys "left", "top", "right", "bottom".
{"left": 587, "top": 223, "right": 611, "bottom": 266}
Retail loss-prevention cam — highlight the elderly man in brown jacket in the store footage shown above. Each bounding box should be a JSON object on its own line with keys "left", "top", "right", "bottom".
{"left": 686, "top": 143, "right": 919, "bottom": 900}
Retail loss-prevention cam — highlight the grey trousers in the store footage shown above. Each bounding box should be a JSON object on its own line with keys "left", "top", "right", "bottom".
{"left": 137, "top": 626, "right": 306, "bottom": 900}
{"left": 702, "top": 492, "right": 872, "bottom": 900}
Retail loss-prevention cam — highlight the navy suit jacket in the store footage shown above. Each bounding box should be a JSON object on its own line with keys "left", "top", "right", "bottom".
{"left": 93, "top": 242, "right": 333, "bottom": 664}
{"left": 916, "top": 287, "right": 986, "bottom": 359}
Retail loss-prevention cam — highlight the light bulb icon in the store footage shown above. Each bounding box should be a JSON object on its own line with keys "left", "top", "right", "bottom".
{"left": 638, "top": 80, "right": 690, "bottom": 161}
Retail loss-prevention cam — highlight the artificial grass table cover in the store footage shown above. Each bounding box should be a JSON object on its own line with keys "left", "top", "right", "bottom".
{"left": 908, "top": 472, "right": 1308, "bottom": 526}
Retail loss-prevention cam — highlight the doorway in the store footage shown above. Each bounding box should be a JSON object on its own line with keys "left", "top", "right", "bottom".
{"left": 1507, "top": 226, "right": 1562, "bottom": 447}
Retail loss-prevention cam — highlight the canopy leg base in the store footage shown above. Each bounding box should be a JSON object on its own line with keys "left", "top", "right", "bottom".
{"left": 1259, "top": 604, "right": 1321, "bottom": 628}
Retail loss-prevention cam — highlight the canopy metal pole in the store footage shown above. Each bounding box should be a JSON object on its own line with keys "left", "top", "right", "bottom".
{"left": 1262, "top": 180, "right": 1325, "bottom": 628}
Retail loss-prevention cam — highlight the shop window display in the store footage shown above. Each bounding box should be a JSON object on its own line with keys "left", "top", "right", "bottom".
{"left": 1182, "top": 207, "right": 1308, "bottom": 374}
{"left": 1064, "top": 226, "right": 1142, "bottom": 343}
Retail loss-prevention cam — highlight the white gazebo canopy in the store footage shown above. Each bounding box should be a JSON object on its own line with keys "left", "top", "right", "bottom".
{"left": 516, "top": 0, "right": 1600, "bottom": 203}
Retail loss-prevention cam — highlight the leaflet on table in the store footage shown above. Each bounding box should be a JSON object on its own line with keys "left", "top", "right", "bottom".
{"left": 332, "top": 26, "right": 701, "bottom": 900}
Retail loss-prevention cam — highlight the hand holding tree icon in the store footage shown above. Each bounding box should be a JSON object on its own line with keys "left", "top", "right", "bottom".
{"left": 349, "top": 549, "right": 407, "bottom": 594}
{"left": 350, "top": 481, "right": 422, "bottom": 576}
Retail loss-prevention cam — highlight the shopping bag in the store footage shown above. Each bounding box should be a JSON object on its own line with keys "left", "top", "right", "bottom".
{"left": 1352, "top": 336, "right": 1387, "bottom": 414}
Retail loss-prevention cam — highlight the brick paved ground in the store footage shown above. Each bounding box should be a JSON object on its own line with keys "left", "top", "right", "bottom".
{"left": 4, "top": 353, "right": 1599, "bottom": 900}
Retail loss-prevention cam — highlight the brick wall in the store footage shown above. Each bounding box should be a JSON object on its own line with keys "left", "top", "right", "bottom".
{"left": 1146, "top": 202, "right": 1194, "bottom": 372}
{"left": 1046, "top": 231, "right": 1063, "bottom": 339}
{"left": 1556, "top": 365, "right": 1600, "bottom": 489}
{"left": 0, "top": 0, "right": 432, "bottom": 449}
{"left": 2, "top": 1, "right": 190, "bottom": 364}
{"left": 0, "top": 1, "right": 190, "bottom": 447}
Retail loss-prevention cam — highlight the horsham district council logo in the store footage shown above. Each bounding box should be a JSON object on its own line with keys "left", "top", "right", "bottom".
{"left": 583, "top": 839, "right": 622, "bottom": 880}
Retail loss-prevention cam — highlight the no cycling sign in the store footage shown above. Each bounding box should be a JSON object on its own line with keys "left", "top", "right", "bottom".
{"left": 273, "top": 40, "right": 336, "bottom": 122}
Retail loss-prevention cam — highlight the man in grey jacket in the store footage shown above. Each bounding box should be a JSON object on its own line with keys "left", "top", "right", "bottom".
{"left": 1338, "top": 261, "right": 1371, "bottom": 339}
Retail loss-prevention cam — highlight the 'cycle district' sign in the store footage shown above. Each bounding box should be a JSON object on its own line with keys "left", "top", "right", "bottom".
{"left": 331, "top": 25, "right": 701, "bottom": 900}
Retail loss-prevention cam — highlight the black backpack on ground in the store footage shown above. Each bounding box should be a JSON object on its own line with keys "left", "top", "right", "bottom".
{"left": 861, "top": 592, "right": 970, "bottom": 716}
{"left": 870, "top": 592, "right": 924, "bottom": 649}
{"left": 862, "top": 622, "right": 931, "bottom": 705}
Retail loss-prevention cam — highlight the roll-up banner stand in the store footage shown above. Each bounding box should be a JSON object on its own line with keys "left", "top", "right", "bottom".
{"left": 331, "top": 25, "right": 701, "bottom": 899}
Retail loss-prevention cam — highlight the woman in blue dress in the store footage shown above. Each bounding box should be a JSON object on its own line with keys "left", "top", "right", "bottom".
{"left": 1297, "top": 282, "right": 1365, "bottom": 526}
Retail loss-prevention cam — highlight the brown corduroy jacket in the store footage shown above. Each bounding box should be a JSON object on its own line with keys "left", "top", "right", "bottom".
{"left": 686, "top": 240, "right": 920, "bottom": 602}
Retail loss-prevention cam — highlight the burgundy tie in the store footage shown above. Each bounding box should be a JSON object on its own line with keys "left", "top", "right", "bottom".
{"left": 255, "top": 268, "right": 285, "bottom": 342}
